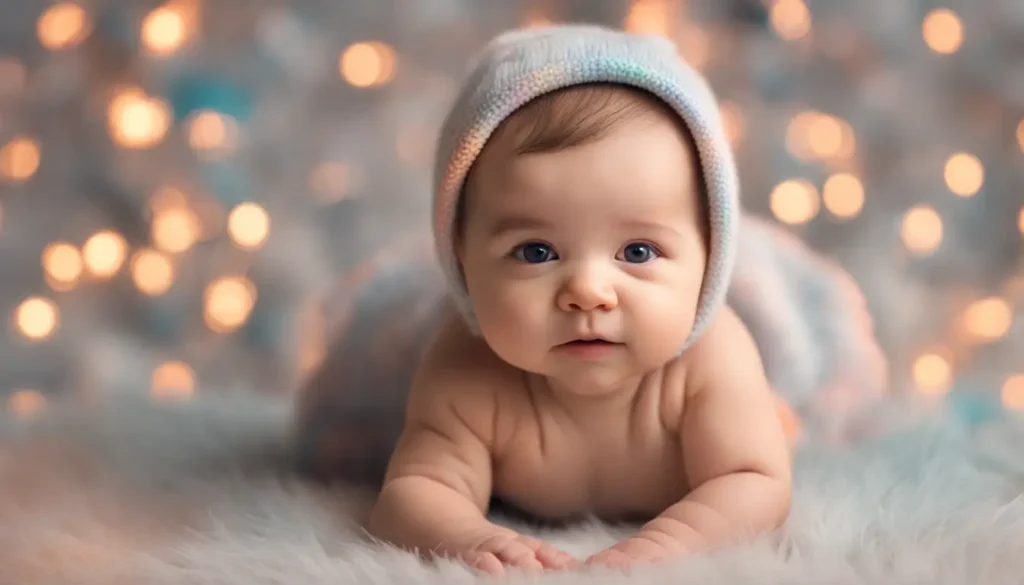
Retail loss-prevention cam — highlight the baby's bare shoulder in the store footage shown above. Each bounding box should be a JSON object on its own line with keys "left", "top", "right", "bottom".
{"left": 676, "top": 305, "right": 791, "bottom": 484}
{"left": 406, "top": 313, "right": 524, "bottom": 444}
{"left": 682, "top": 304, "right": 765, "bottom": 399}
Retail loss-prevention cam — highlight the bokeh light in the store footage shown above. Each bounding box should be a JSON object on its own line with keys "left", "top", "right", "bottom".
{"left": 625, "top": 0, "right": 672, "bottom": 37}
{"left": 913, "top": 351, "right": 953, "bottom": 395}
{"left": 807, "top": 114, "right": 845, "bottom": 159}
{"left": 770, "top": 0, "right": 811, "bottom": 41}
{"left": 204, "top": 276, "right": 257, "bottom": 333}
{"left": 822, "top": 173, "right": 865, "bottom": 219}
{"left": 227, "top": 202, "right": 270, "bottom": 250}
{"left": 82, "top": 230, "right": 127, "bottom": 279}
{"left": 37, "top": 2, "right": 92, "bottom": 50}
{"left": 339, "top": 41, "right": 396, "bottom": 87}
{"left": 107, "top": 87, "right": 172, "bottom": 149}
{"left": 962, "top": 297, "right": 1013, "bottom": 342}
{"left": 152, "top": 207, "right": 200, "bottom": 254}
{"left": 786, "top": 111, "right": 854, "bottom": 162}
{"left": 151, "top": 360, "right": 195, "bottom": 401}
{"left": 901, "top": 205, "right": 943, "bottom": 255}
{"left": 141, "top": 4, "right": 189, "bottom": 56}
{"left": 187, "top": 110, "right": 239, "bottom": 157}
{"left": 922, "top": 8, "right": 964, "bottom": 54}
{"left": 42, "top": 242, "right": 83, "bottom": 291}
{"left": 1002, "top": 375, "right": 1024, "bottom": 411}
{"left": 770, "top": 179, "right": 820, "bottom": 225}
{"left": 1, "top": 135, "right": 41, "bottom": 181}
{"left": 8, "top": 389, "right": 46, "bottom": 418}
{"left": 13, "top": 297, "right": 59, "bottom": 341}
{"left": 944, "top": 152, "right": 984, "bottom": 197}
{"left": 130, "top": 249, "right": 175, "bottom": 296}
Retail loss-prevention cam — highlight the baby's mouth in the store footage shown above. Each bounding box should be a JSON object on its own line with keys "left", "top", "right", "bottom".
{"left": 556, "top": 337, "right": 622, "bottom": 358}
{"left": 561, "top": 338, "right": 618, "bottom": 347}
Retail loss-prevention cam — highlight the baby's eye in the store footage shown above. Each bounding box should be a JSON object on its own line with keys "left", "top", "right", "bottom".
{"left": 618, "top": 242, "right": 659, "bottom": 264}
{"left": 512, "top": 242, "right": 559, "bottom": 263}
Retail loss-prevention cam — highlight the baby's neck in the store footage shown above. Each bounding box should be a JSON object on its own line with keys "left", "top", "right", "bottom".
{"left": 528, "top": 371, "right": 650, "bottom": 421}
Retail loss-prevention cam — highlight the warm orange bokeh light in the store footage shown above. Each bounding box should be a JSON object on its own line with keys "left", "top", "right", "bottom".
{"left": 822, "top": 173, "right": 865, "bottom": 219}
{"left": 13, "top": 297, "right": 59, "bottom": 341}
{"left": 770, "top": 0, "right": 811, "bottom": 41}
{"left": 901, "top": 206, "right": 943, "bottom": 255}
{"left": 37, "top": 2, "right": 92, "bottom": 50}
{"left": 203, "top": 276, "right": 257, "bottom": 333}
{"left": 944, "top": 152, "right": 984, "bottom": 197}
{"left": 1, "top": 135, "right": 41, "bottom": 181}
{"left": 8, "top": 389, "right": 47, "bottom": 418}
{"left": 1002, "top": 375, "right": 1024, "bottom": 411}
{"left": 913, "top": 352, "right": 953, "bottom": 395}
{"left": 339, "top": 42, "right": 396, "bottom": 87}
{"left": 770, "top": 179, "right": 820, "bottom": 225}
{"left": 962, "top": 297, "right": 1013, "bottom": 342}
{"left": 151, "top": 361, "right": 196, "bottom": 400}
{"left": 227, "top": 203, "right": 270, "bottom": 250}
{"left": 922, "top": 8, "right": 963, "bottom": 54}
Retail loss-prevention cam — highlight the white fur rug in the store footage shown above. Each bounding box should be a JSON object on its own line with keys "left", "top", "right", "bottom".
{"left": 2, "top": 393, "right": 1024, "bottom": 585}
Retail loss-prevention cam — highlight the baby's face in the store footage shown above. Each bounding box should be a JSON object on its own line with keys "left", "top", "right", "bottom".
{"left": 457, "top": 109, "right": 707, "bottom": 393}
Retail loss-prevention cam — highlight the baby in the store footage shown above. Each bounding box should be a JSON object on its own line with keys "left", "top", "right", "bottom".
{"left": 367, "top": 25, "right": 792, "bottom": 574}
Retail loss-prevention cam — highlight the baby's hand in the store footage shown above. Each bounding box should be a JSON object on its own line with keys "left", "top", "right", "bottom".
{"left": 459, "top": 531, "right": 578, "bottom": 576}
{"left": 585, "top": 531, "right": 685, "bottom": 569}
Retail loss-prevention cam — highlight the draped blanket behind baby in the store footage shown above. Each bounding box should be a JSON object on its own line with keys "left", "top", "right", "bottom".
{"left": 292, "top": 214, "right": 888, "bottom": 485}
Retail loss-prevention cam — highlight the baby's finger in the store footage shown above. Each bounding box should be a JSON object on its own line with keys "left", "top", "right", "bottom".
{"left": 493, "top": 542, "right": 544, "bottom": 573}
{"left": 466, "top": 551, "right": 505, "bottom": 576}
{"left": 533, "top": 542, "right": 578, "bottom": 570}
{"left": 514, "top": 535, "right": 573, "bottom": 569}
{"left": 585, "top": 548, "right": 631, "bottom": 569}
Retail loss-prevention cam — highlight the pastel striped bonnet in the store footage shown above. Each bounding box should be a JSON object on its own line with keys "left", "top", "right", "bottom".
{"left": 432, "top": 24, "right": 740, "bottom": 351}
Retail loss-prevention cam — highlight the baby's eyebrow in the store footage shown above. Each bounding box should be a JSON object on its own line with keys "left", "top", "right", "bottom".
{"left": 619, "top": 219, "right": 683, "bottom": 238}
{"left": 487, "top": 215, "right": 552, "bottom": 237}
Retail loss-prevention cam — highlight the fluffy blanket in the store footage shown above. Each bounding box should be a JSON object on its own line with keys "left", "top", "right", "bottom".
{"left": 2, "top": 392, "right": 1024, "bottom": 585}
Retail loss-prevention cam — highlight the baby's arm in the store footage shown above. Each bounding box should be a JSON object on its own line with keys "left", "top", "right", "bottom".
{"left": 367, "top": 318, "right": 574, "bottom": 574}
{"left": 367, "top": 365, "right": 497, "bottom": 552}
{"left": 589, "top": 307, "right": 792, "bottom": 565}
{"left": 654, "top": 307, "right": 792, "bottom": 549}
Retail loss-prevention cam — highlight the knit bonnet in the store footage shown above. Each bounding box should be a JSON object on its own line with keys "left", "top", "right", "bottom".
{"left": 431, "top": 24, "right": 740, "bottom": 351}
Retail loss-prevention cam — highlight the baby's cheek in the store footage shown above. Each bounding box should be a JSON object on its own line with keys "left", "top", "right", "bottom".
{"left": 630, "top": 290, "right": 695, "bottom": 354}
{"left": 475, "top": 286, "right": 546, "bottom": 352}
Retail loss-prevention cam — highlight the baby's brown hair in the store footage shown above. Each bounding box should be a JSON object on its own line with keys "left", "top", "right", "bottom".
{"left": 456, "top": 83, "right": 708, "bottom": 242}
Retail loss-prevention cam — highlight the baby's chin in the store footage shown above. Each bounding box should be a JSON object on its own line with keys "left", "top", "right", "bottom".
{"left": 529, "top": 351, "right": 664, "bottom": 390}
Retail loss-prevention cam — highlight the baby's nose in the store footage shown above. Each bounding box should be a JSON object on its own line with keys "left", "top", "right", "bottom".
{"left": 556, "top": 266, "right": 618, "bottom": 312}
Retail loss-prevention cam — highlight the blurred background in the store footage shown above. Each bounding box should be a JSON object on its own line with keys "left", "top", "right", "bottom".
{"left": 0, "top": 0, "right": 1022, "bottom": 419}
